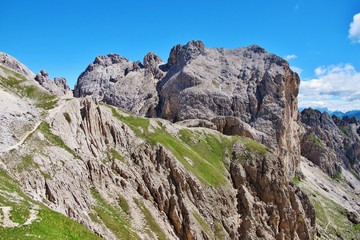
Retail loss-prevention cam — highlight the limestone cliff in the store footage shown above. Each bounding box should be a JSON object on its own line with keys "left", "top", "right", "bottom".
{"left": 75, "top": 41, "right": 301, "bottom": 176}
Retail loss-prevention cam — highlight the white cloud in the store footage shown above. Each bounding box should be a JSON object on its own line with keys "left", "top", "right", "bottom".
{"left": 285, "top": 54, "right": 297, "bottom": 60}
{"left": 349, "top": 12, "right": 360, "bottom": 43}
{"left": 299, "top": 64, "right": 360, "bottom": 112}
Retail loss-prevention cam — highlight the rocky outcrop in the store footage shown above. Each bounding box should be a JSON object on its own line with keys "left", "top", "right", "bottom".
{"left": 74, "top": 53, "right": 163, "bottom": 116}
{"left": 230, "top": 142, "right": 315, "bottom": 239}
{"left": 34, "top": 69, "right": 72, "bottom": 96}
{"left": 0, "top": 52, "right": 35, "bottom": 79}
{"left": 300, "top": 108, "right": 360, "bottom": 176}
{"left": 75, "top": 41, "right": 301, "bottom": 176}
{"left": 159, "top": 41, "right": 301, "bottom": 175}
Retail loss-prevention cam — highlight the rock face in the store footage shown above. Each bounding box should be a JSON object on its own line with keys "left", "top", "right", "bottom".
{"left": 1, "top": 95, "right": 316, "bottom": 239}
{"left": 74, "top": 53, "right": 163, "bottom": 116}
{"left": 75, "top": 41, "right": 301, "bottom": 175}
{"left": 0, "top": 52, "right": 35, "bottom": 79}
{"left": 300, "top": 108, "right": 360, "bottom": 176}
{"left": 158, "top": 41, "right": 301, "bottom": 175}
{"left": 34, "top": 69, "right": 72, "bottom": 96}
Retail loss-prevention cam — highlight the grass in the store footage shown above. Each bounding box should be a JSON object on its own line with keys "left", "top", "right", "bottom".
{"left": 111, "top": 107, "right": 150, "bottom": 136}
{"left": 292, "top": 177, "right": 301, "bottom": 185}
{"left": 355, "top": 224, "right": 360, "bottom": 231}
{"left": 151, "top": 128, "right": 230, "bottom": 187}
{"left": 110, "top": 105, "right": 268, "bottom": 188}
{"left": 0, "top": 208, "right": 103, "bottom": 240}
{"left": 0, "top": 66, "right": 58, "bottom": 110}
{"left": 111, "top": 106, "right": 230, "bottom": 187}
{"left": 134, "top": 198, "right": 167, "bottom": 240}
{"left": 239, "top": 137, "right": 268, "bottom": 155}
{"left": 110, "top": 148, "right": 126, "bottom": 164}
{"left": 0, "top": 168, "right": 31, "bottom": 225}
{"left": 332, "top": 171, "right": 342, "bottom": 181}
{"left": 214, "top": 220, "right": 226, "bottom": 239}
{"left": 0, "top": 65, "right": 26, "bottom": 79}
{"left": 91, "top": 188, "right": 140, "bottom": 240}
{"left": 0, "top": 168, "right": 100, "bottom": 240}
{"left": 301, "top": 187, "right": 360, "bottom": 239}
{"left": 192, "top": 211, "right": 213, "bottom": 239}
{"left": 38, "top": 122, "right": 78, "bottom": 158}
{"left": 118, "top": 196, "right": 130, "bottom": 215}
{"left": 338, "top": 126, "right": 353, "bottom": 137}
{"left": 15, "top": 155, "right": 39, "bottom": 173}
{"left": 307, "top": 133, "right": 324, "bottom": 148}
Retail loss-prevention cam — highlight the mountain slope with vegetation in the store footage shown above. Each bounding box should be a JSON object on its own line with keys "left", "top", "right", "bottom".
{"left": 0, "top": 42, "right": 359, "bottom": 239}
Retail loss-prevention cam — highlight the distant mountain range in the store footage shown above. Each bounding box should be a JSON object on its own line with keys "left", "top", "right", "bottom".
{"left": 299, "top": 107, "right": 360, "bottom": 120}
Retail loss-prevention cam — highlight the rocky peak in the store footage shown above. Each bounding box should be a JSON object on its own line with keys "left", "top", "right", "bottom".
{"left": 167, "top": 40, "right": 205, "bottom": 67}
{"left": 74, "top": 52, "right": 159, "bottom": 116}
{"left": 34, "top": 69, "right": 49, "bottom": 83}
{"left": 34, "top": 69, "right": 71, "bottom": 96}
{"left": 74, "top": 41, "right": 301, "bottom": 175}
{"left": 94, "top": 54, "right": 129, "bottom": 66}
{"left": 0, "top": 52, "right": 35, "bottom": 79}
{"left": 341, "top": 116, "right": 359, "bottom": 124}
{"left": 301, "top": 108, "right": 337, "bottom": 130}
{"left": 143, "top": 52, "right": 164, "bottom": 79}
{"left": 247, "top": 44, "right": 267, "bottom": 54}
{"left": 143, "top": 52, "right": 162, "bottom": 68}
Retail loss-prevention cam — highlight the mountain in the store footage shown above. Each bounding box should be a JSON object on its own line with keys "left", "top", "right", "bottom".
{"left": 332, "top": 110, "right": 360, "bottom": 120}
{"left": 1, "top": 42, "right": 360, "bottom": 239}
{"left": 345, "top": 110, "right": 360, "bottom": 119}
{"left": 75, "top": 40, "right": 301, "bottom": 175}
{"left": 298, "top": 107, "right": 360, "bottom": 121}
{"left": 300, "top": 108, "right": 360, "bottom": 176}
{"left": 306, "top": 108, "right": 360, "bottom": 120}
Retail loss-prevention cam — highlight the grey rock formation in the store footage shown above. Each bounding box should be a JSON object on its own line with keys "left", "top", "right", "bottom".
{"left": 0, "top": 52, "right": 35, "bottom": 79}
{"left": 300, "top": 108, "right": 360, "bottom": 176}
{"left": 34, "top": 69, "right": 72, "bottom": 96}
{"left": 75, "top": 41, "right": 301, "bottom": 175}
{"left": 158, "top": 41, "right": 300, "bottom": 175}
{"left": 74, "top": 53, "right": 163, "bottom": 116}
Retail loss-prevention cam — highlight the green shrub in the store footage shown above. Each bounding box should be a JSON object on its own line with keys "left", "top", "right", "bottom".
{"left": 63, "top": 112, "right": 71, "bottom": 123}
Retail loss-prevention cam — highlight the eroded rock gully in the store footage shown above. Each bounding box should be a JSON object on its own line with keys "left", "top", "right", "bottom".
{"left": 55, "top": 99, "right": 316, "bottom": 238}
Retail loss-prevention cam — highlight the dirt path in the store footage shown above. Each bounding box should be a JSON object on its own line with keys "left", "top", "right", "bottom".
{"left": 0, "top": 121, "right": 42, "bottom": 153}
{"left": 0, "top": 98, "right": 68, "bottom": 154}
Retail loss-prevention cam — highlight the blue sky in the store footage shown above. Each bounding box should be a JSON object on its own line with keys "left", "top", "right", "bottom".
{"left": 1, "top": 0, "right": 360, "bottom": 111}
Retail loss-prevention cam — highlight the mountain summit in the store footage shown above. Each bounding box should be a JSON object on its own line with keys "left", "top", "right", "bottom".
{"left": 75, "top": 40, "right": 301, "bottom": 175}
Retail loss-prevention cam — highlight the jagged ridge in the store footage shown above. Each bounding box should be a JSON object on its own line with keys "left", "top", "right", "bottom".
{"left": 75, "top": 40, "right": 301, "bottom": 176}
